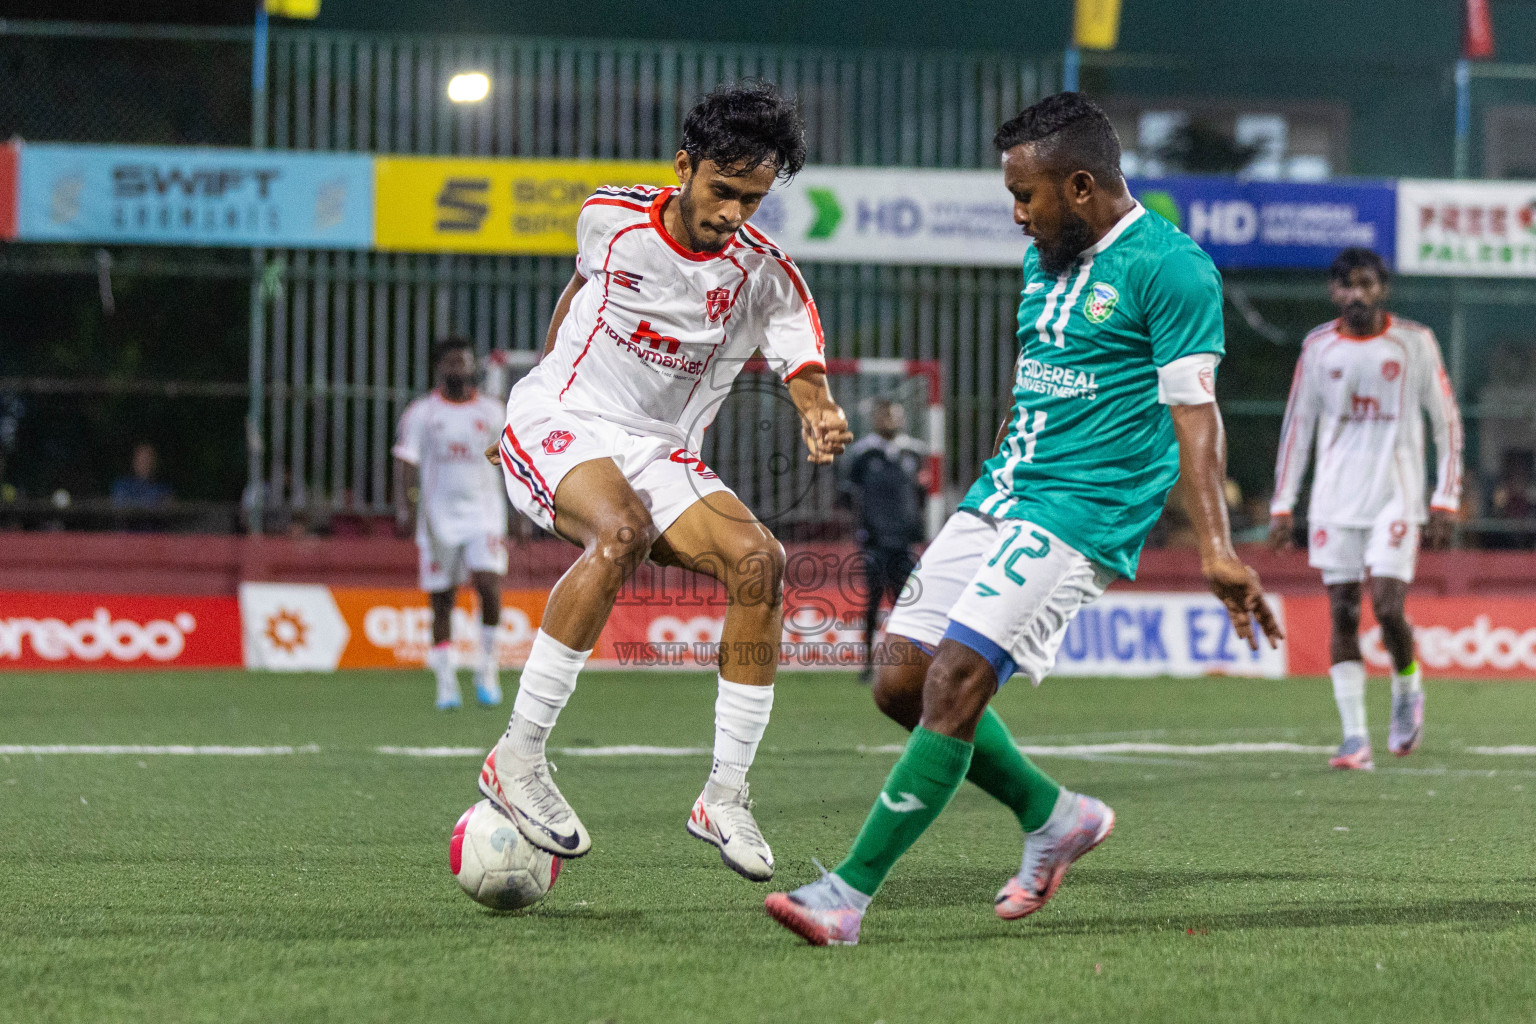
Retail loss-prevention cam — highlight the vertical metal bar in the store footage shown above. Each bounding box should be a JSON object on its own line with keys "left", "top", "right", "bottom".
{"left": 557, "top": 46, "right": 577, "bottom": 156}
{"left": 433, "top": 39, "right": 452, "bottom": 154}
{"left": 272, "top": 35, "right": 291, "bottom": 148}
{"left": 374, "top": 42, "right": 392, "bottom": 154}
{"left": 617, "top": 48, "right": 636, "bottom": 158}
{"left": 637, "top": 49, "right": 656, "bottom": 157}
{"left": 396, "top": 40, "right": 413, "bottom": 155}
{"left": 294, "top": 35, "right": 312, "bottom": 149}
{"left": 371, "top": 254, "right": 390, "bottom": 511}
{"left": 959, "top": 55, "right": 978, "bottom": 168}
{"left": 354, "top": 40, "right": 372, "bottom": 153}
{"left": 310, "top": 251, "right": 331, "bottom": 509}
{"left": 657, "top": 46, "right": 677, "bottom": 156}
{"left": 313, "top": 36, "right": 332, "bottom": 151}
{"left": 899, "top": 56, "right": 917, "bottom": 166}
{"left": 332, "top": 251, "right": 350, "bottom": 506}
{"left": 415, "top": 39, "right": 434, "bottom": 153}
{"left": 269, "top": 253, "right": 289, "bottom": 511}
{"left": 597, "top": 46, "right": 615, "bottom": 158}
{"left": 290, "top": 250, "right": 309, "bottom": 509}
{"left": 495, "top": 44, "right": 514, "bottom": 154}
{"left": 392, "top": 254, "right": 412, "bottom": 506}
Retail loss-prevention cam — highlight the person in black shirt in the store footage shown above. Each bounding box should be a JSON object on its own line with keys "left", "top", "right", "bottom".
{"left": 840, "top": 399, "right": 928, "bottom": 681}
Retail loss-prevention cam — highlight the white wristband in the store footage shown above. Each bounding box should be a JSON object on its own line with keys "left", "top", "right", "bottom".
{"left": 1157, "top": 352, "right": 1220, "bottom": 406}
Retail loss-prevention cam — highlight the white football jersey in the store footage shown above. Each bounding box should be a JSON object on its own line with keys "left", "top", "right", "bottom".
{"left": 393, "top": 390, "right": 508, "bottom": 546}
{"left": 516, "top": 184, "right": 826, "bottom": 447}
{"left": 1272, "top": 315, "right": 1463, "bottom": 527}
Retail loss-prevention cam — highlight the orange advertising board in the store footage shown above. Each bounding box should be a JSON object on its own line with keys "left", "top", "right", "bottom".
{"left": 331, "top": 587, "right": 548, "bottom": 669}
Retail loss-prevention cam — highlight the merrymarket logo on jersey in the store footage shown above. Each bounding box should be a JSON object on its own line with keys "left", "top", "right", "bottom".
{"left": 1083, "top": 282, "right": 1119, "bottom": 323}
{"left": 1019, "top": 358, "right": 1097, "bottom": 400}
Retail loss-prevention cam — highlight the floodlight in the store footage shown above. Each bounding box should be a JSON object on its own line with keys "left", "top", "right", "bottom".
{"left": 447, "top": 72, "right": 491, "bottom": 103}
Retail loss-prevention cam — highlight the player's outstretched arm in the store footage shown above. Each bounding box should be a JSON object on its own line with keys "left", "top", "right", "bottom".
{"left": 544, "top": 271, "right": 587, "bottom": 356}
{"left": 1171, "top": 403, "right": 1284, "bottom": 651}
{"left": 395, "top": 458, "right": 420, "bottom": 537}
{"left": 786, "top": 367, "right": 853, "bottom": 465}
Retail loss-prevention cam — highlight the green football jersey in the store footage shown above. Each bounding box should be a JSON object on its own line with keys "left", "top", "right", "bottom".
{"left": 960, "top": 204, "right": 1225, "bottom": 579}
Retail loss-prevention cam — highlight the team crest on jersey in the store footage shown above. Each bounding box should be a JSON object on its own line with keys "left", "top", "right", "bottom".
{"left": 1083, "top": 282, "right": 1119, "bottom": 323}
{"left": 1381, "top": 360, "right": 1401, "bottom": 382}
{"left": 542, "top": 430, "right": 575, "bottom": 455}
{"left": 704, "top": 287, "right": 732, "bottom": 323}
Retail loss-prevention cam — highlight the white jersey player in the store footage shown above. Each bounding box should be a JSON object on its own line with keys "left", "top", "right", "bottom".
{"left": 477, "top": 82, "right": 851, "bottom": 882}
{"left": 394, "top": 338, "right": 509, "bottom": 710}
{"left": 1269, "top": 248, "right": 1463, "bottom": 770}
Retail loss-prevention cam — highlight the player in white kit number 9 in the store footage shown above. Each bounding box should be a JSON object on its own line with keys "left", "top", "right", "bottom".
{"left": 478, "top": 82, "right": 852, "bottom": 882}
{"left": 1269, "top": 248, "right": 1464, "bottom": 770}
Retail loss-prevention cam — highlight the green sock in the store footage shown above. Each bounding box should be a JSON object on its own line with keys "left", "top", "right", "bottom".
{"left": 968, "top": 707, "right": 1062, "bottom": 832}
{"left": 834, "top": 727, "right": 974, "bottom": 898}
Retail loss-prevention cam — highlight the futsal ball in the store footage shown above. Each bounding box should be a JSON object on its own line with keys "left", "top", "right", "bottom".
{"left": 449, "top": 799, "right": 561, "bottom": 910}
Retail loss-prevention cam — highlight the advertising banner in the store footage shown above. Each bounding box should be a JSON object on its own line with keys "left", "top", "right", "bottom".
{"left": 0, "top": 141, "right": 17, "bottom": 241}
{"left": 238, "top": 583, "right": 547, "bottom": 671}
{"left": 1052, "top": 592, "right": 1287, "bottom": 678}
{"left": 1129, "top": 178, "right": 1396, "bottom": 270}
{"left": 372, "top": 157, "right": 674, "bottom": 253}
{"left": 749, "top": 171, "right": 1395, "bottom": 269}
{"left": 1285, "top": 594, "right": 1536, "bottom": 679}
{"left": 1395, "top": 179, "right": 1536, "bottom": 277}
{"left": 749, "top": 166, "right": 1025, "bottom": 267}
{"left": 0, "top": 592, "right": 242, "bottom": 670}
{"left": 16, "top": 144, "right": 374, "bottom": 248}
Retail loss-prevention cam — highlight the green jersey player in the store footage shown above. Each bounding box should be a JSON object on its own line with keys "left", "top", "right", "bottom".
{"left": 765, "top": 92, "right": 1284, "bottom": 946}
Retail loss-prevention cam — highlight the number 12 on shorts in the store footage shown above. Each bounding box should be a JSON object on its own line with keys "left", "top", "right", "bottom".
{"left": 986, "top": 524, "right": 1052, "bottom": 585}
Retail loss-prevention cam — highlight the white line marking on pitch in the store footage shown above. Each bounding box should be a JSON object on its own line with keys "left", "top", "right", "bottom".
{"left": 375, "top": 745, "right": 710, "bottom": 757}
{"left": 0, "top": 744, "right": 320, "bottom": 756}
{"left": 855, "top": 742, "right": 1339, "bottom": 756}
{"left": 1467, "top": 746, "right": 1536, "bottom": 756}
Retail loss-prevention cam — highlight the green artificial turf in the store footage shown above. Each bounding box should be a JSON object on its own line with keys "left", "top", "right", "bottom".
{"left": 0, "top": 669, "right": 1532, "bottom": 1023}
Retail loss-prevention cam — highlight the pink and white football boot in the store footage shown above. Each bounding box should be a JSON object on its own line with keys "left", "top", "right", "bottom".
{"left": 1329, "top": 735, "right": 1375, "bottom": 771}
{"left": 764, "top": 862, "right": 867, "bottom": 946}
{"left": 995, "top": 790, "right": 1115, "bottom": 921}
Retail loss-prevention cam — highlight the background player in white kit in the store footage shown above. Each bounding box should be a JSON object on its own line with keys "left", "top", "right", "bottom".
{"left": 394, "top": 336, "right": 509, "bottom": 710}
{"left": 479, "top": 82, "right": 851, "bottom": 880}
{"left": 1269, "top": 248, "right": 1463, "bottom": 770}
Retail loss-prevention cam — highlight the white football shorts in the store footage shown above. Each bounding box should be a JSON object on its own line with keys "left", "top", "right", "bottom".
{"left": 1308, "top": 518, "right": 1420, "bottom": 585}
{"left": 418, "top": 531, "right": 507, "bottom": 593}
{"left": 884, "top": 510, "right": 1117, "bottom": 685}
{"left": 497, "top": 388, "right": 733, "bottom": 536}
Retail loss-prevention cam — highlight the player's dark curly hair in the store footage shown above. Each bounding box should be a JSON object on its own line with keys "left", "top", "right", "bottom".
{"left": 432, "top": 334, "right": 474, "bottom": 365}
{"left": 680, "top": 80, "right": 807, "bottom": 181}
{"left": 1329, "top": 247, "right": 1389, "bottom": 285}
{"left": 994, "top": 92, "right": 1123, "bottom": 186}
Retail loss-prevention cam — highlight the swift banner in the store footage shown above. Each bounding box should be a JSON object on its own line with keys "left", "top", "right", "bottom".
{"left": 372, "top": 157, "right": 674, "bottom": 253}
{"left": 16, "top": 144, "right": 374, "bottom": 248}
{"left": 1395, "top": 179, "right": 1536, "bottom": 277}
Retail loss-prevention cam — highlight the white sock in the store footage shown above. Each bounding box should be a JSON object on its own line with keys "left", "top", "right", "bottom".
{"left": 427, "top": 641, "right": 455, "bottom": 683}
{"left": 1330, "top": 660, "right": 1368, "bottom": 740}
{"left": 506, "top": 630, "right": 590, "bottom": 758}
{"left": 709, "top": 677, "right": 774, "bottom": 792}
{"left": 1391, "top": 661, "right": 1423, "bottom": 699}
{"left": 479, "top": 622, "right": 499, "bottom": 672}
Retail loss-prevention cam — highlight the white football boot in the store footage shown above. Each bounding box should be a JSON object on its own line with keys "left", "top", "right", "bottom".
{"left": 478, "top": 737, "right": 591, "bottom": 858}
{"left": 687, "top": 781, "right": 775, "bottom": 881}
{"left": 473, "top": 663, "right": 503, "bottom": 707}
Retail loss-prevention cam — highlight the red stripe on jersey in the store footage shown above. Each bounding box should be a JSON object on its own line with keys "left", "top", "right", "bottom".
{"left": 560, "top": 219, "right": 650, "bottom": 400}
{"left": 736, "top": 225, "right": 825, "bottom": 355}
{"left": 581, "top": 197, "right": 650, "bottom": 213}
{"left": 501, "top": 426, "right": 557, "bottom": 514}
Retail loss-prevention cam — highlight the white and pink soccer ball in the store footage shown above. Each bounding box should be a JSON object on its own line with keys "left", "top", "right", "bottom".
{"left": 449, "top": 799, "right": 561, "bottom": 910}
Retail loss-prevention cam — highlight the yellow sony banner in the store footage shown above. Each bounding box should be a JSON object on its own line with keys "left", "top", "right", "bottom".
{"left": 373, "top": 157, "right": 675, "bottom": 254}
{"left": 1073, "top": 0, "right": 1122, "bottom": 50}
